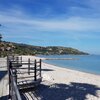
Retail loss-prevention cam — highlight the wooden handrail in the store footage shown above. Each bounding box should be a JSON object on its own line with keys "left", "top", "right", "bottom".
{"left": 8, "top": 55, "right": 42, "bottom": 100}
{"left": 10, "top": 69, "right": 22, "bottom": 100}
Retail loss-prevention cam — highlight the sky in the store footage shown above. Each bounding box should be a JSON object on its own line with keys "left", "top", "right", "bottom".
{"left": 0, "top": 0, "right": 100, "bottom": 54}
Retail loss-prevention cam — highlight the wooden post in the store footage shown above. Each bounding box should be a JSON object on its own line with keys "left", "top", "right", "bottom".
{"left": 34, "top": 60, "right": 37, "bottom": 81}
{"left": 7, "top": 55, "right": 9, "bottom": 70}
{"left": 17, "top": 57, "right": 19, "bottom": 63}
{"left": 10, "top": 72, "right": 13, "bottom": 100}
{"left": 9, "top": 61, "right": 12, "bottom": 98}
{"left": 13, "top": 69, "right": 17, "bottom": 83}
{"left": 12, "top": 55, "right": 14, "bottom": 61}
{"left": 28, "top": 58, "right": 30, "bottom": 75}
{"left": 20, "top": 56, "right": 22, "bottom": 64}
{"left": 40, "top": 59, "right": 42, "bottom": 77}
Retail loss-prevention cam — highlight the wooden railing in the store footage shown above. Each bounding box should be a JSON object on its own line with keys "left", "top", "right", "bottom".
{"left": 7, "top": 55, "right": 42, "bottom": 100}
{"left": 9, "top": 68, "right": 22, "bottom": 100}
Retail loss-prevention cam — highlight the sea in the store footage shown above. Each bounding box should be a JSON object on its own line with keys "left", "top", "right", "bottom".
{"left": 38, "top": 55, "right": 100, "bottom": 75}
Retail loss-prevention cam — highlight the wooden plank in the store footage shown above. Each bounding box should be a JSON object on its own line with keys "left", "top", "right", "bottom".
{"left": 5, "top": 57, "right": 42, "bottom": 100}
{"left": 18, "top": 78, "right": 42, "bottom": 90}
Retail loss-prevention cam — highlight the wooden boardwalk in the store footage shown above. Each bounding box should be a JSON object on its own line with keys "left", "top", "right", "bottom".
{"left": 0, "top": 58, "right": 9, "bottom": 100}
{"left": 0, "top": 56, "right": 42, "bottom": 100}
{"left": 7, "top": 56, "right": 42, "bottom": 100}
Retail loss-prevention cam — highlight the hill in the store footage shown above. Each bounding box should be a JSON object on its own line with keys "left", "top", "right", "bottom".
{"left": 0, "top": 41, "right": 89, "bottom": 56}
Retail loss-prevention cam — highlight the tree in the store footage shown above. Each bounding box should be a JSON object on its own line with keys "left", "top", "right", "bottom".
{"left": 0, "top": 34, "right": 2, "bottom": 42}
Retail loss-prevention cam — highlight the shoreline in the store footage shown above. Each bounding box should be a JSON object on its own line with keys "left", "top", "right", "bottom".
{"left": 22, "top": 56, "right": 100, "bottom": 86}
{"left": 37, "top": 55, "right": 100, "bottom": 75}
{"left": 43, "top": 61, "right": 100, "bottom": 76}
{"left": 1, "top": 55, "right": 99, "bottom": 100}
{"left": 21, "top": 55, "right": 100, "bottom": 76}
{"left": 42, "top": 61, "right": 100, "bottom": 85}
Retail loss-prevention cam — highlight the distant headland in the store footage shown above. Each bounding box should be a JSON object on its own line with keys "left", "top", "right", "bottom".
{"left": 0, "top": 41, "right": 89, "bottom": 56}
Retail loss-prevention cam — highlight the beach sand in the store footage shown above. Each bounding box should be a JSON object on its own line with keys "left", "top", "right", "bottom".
{"left": 0, "top": 58, "right": 8, "bottom": 100}
{"left": 21, "top": 55, "right": 100, "bottom": 100}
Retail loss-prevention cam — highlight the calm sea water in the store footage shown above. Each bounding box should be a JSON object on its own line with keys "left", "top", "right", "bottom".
{"left": 38, "top": 55, "right": 100, "bottom": 75}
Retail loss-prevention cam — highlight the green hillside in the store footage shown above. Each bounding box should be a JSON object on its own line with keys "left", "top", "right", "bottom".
{"left": 0, "top": 41, "right": 89, "bottom": 57}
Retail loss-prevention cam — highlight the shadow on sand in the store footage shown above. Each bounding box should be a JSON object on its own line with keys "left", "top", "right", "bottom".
{"left": 0, "top": 71, "right": 7, "bottom": 81}
{"left": 41, "top": 68, "right": 54, "bottom": 71}
{"left": 21, "top": 82, "right": 100, "bottom": 100}
{"left": 0, "top": 95, "right": 8, "bottom": 100}
{"left": 0, "top": 71, "right": 7, "bottom": 100}
{"left": 37, "top": 68, "right": 54, "bottom": 72}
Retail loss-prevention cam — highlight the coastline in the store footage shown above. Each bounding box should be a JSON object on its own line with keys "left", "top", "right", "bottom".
{"left": 43, "top": 61, "right": 100, "bottom": 76}
{"left": 21, "top": 55, "right": 100, "bottom": 84}
{"left": 37, "top": 54, "right": 100, "bottom": 75}
{"left": 21, "top": 55, "right": 100, "bottom": 99}
{"left": 42, "top": 61, "right": 100, "bottom": 84}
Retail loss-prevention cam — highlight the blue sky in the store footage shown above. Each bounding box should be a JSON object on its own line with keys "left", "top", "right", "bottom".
{"left": 0, "top": 0, "right": 100, "bottom": 54}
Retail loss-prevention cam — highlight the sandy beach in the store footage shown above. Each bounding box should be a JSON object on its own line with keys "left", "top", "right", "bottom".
{"left": 0, "top": 55, "right": 100, "bottom": 100}
{"left": 21, "top": 55, "right": 100, "bottom": 100}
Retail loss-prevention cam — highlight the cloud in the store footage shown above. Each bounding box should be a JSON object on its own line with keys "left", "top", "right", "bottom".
{"left": 0, "top": 11, "right": 100, "bottom": 33}
{"left": 0, "top": 2, "right": 100, "bottom": 41}
{"left": 1, "top": 0, "right": 100, "bottom": 19}
{"left": 37, "top": 17, "right": 100, "bottom": 32}
{"left": 0, "top": 0, "right": 100, "bottom": 54}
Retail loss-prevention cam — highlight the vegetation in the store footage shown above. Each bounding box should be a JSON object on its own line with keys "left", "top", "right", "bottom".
{"left": 0, "top": 41, "right": 89, "bottom": 57}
